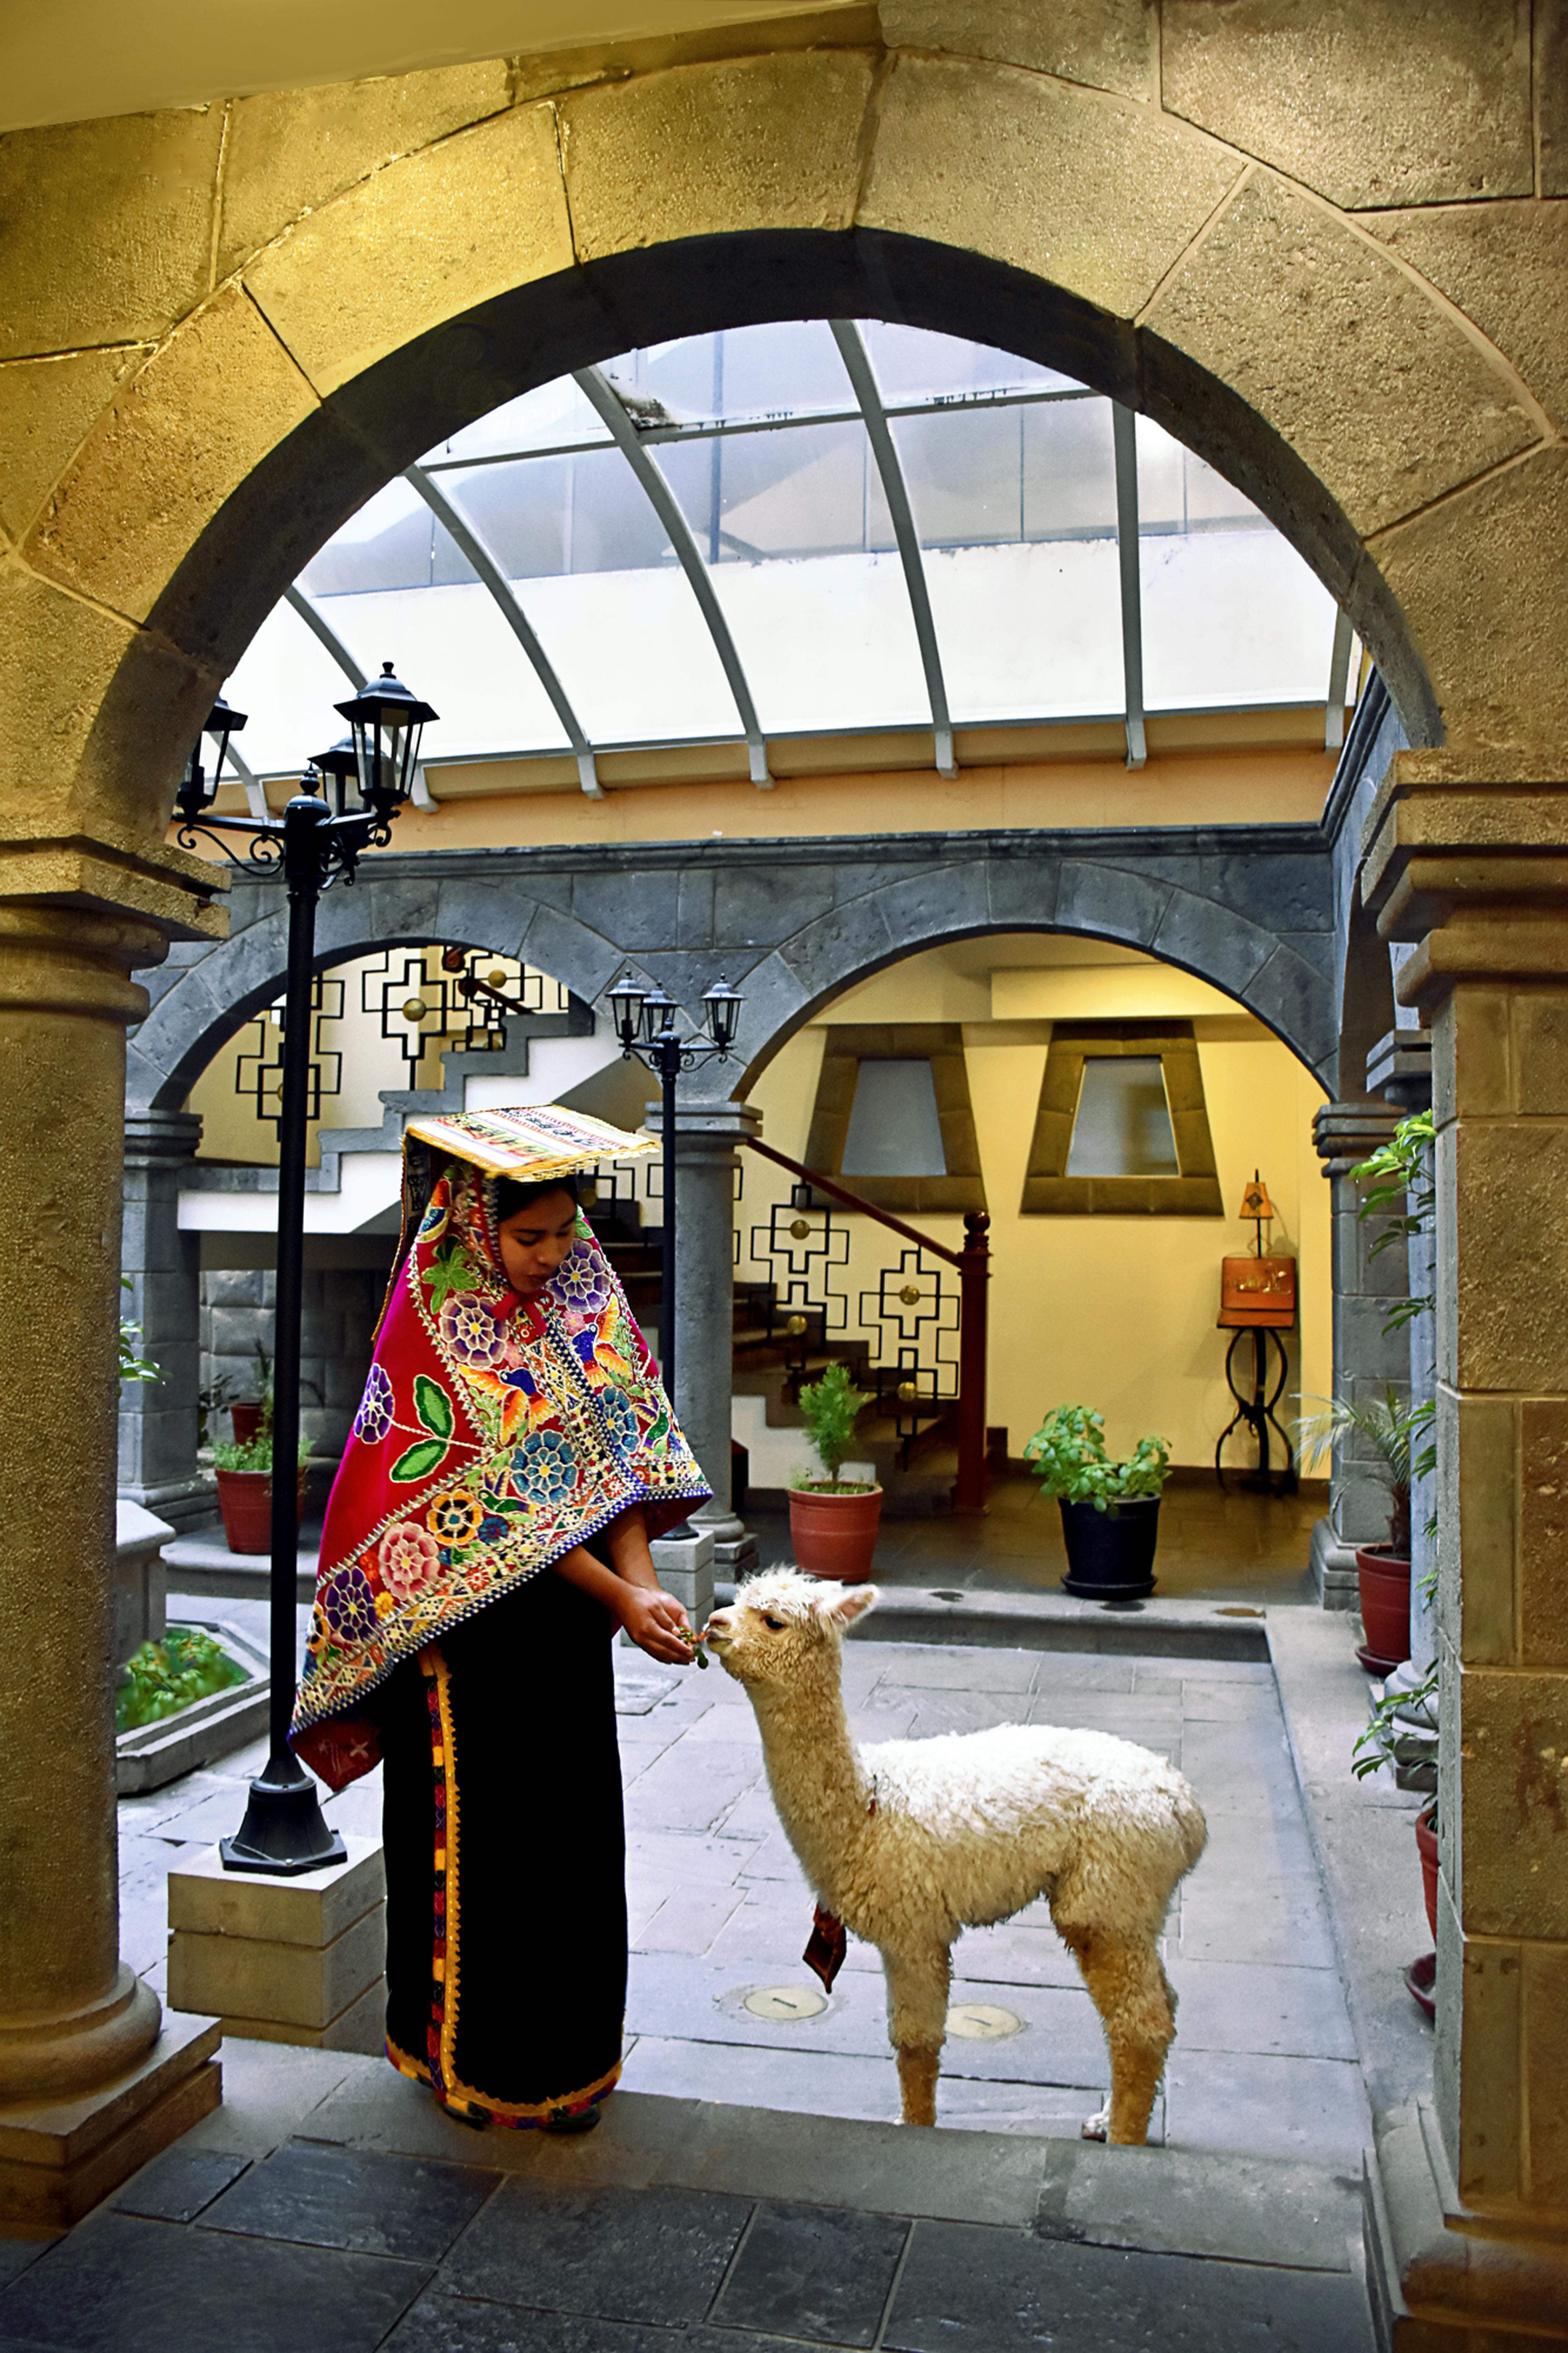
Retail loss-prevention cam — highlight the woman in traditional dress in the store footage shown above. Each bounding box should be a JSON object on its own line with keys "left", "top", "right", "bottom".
{"left": 292, "top": 1105, "right": 711, "bottom": 2132}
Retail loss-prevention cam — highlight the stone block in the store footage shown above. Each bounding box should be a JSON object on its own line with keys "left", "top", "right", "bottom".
{"left": 1519, "top": 1401, "right": 1568, "bottom": 1669}
{"left": 1511, "top": 991, "right": 1568, "bottom": 1118}
{"left": 112, "top": 1498, "right": 171, "bottom": 1667}
{"left": 1053, "top": 859, "right": 1171, "bottom": 951}
{"left": 1454, "top": 1118, "right": 1568, "bottom": 1393}
{"left": 1151, "top": 889, "right": 1272, "bottom": 996}
{"left": 213, "top": 1977, "right": 387, "bottom": 2057}
{"left": 1145, "top": 173, "right": 1538, "bottom": 543}
{"left": 560, "top": 51, "right": 872, "bottom": 262}
{"left": 0, "top": 349, "right": 142, "bottom": 544}
{"left": 1309, "top": 1517, "right": 1360, "bottom": 1610}
{"left": 0, "top": 2012, "right": 220, "bottom": 2237}
{"left": 778, "top": 897, "right": 896, "bottom": 1000}
{"left": 649, "top": 1526, "right": 715, "bottom": 1631}
{"left": 1457, "top": 1666, "right": 1568, "bottom": 1941}
{"left": 1522, "top": 1939, "right": 1568, "bottom": 2204}
{"left": 1245, "top": 946, "right": 1337, "bottom": 1084}
{"left": 169, "top": 1905, "right": 385, "bottom": 2033}
{"left": 861, "top": 53, "right": 1243, "bottom": 324}
{"left": 217, "top": 60, "right": 511, "bottom": 276}
{"left": 0, "top": 109, "right": 225, "bottom": 360}
{"left": 881, "top": 0, "right": 1157, "bottom": 100}
{"left": 984, "top": 853, "right": 1061, "bottom": 933}
{"left": 27, "top": 287, "right": 318, "bottom": 628}
{"left": 1372, "top": 198, "right": 1568, "bottom": 436}
{"left": 713, "top": 862, "right": 834, "bottom": 953}
{"left": 246, "top": 103, "right": 573, "bottom": 398}
{"left": 1163, "top": 0, "right": 1532, "bottom": 209}
{"left": 168, "top": 1837, "right": 384, "bottom": 1947}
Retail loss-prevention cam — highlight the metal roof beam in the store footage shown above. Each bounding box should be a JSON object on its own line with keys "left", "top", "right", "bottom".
{"left": 573, "top": 365, "right": 772, "bottom": 788}
{"left": 404, "top": 464, "right": 601, "bottom": 797}
{"left": 1325, "top": 607, "right": 1354, "bottom": 752}
{"left": 1111, "top": 403, "right": 1147, "bottom": 771}
{"left": 830, "top": 320, "right": 956, "bottom": 780}
{"left": 283, "top": 584, "right": 367, "bottom": 690}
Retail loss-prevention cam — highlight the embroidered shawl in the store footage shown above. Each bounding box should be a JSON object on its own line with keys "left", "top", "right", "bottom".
{"left": 292, "top": 1121, "right": 710, "bottom": 1787}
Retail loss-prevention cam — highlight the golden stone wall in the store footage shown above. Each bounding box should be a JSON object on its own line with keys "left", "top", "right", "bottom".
{"left": 1, "top": 2, "right": 1566, "bottom": 2316}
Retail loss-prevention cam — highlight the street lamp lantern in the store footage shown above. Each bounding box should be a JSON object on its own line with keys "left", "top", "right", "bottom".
{"left": 176, "top": 694, "right": 247, "bottom": 827}
{"left": 336, "top": 662, "right": 436, "bottom": 817}
{"left": 173, "top": 658, "right": 436, "bottom": 1877}
{"left": 599, "top": 969, "right": 744, "bottom": 1410}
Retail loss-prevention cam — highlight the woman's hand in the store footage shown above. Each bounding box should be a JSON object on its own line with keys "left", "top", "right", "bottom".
{"left": 618, "top": 1583, "right": 695, "bottom": 1665}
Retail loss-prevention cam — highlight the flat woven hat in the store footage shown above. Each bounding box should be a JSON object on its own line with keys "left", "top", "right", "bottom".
{"left": 403, "top": 1102, "right": 656, "bottom": 1179}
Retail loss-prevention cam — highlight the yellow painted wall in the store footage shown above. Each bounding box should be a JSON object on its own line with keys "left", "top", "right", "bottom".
{"left": 740, "top": 939, "right": 1329, "bottom": 1469}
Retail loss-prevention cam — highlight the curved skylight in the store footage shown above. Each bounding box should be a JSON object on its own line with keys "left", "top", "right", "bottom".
{"left": 221, "top": 321, "right": 1353, "bottom": 792}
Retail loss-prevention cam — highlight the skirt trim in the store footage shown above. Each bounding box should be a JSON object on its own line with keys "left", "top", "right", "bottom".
{"left": 385, "top": 2029, "right": 623, "bottom": 2126}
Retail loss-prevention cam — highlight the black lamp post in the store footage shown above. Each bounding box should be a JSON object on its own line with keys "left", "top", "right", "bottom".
{"left": 603, "top": 972, "right": 743, "bottom": 1400}
{"left": 174, "top": 662, "right": 437, "bottom": 1874}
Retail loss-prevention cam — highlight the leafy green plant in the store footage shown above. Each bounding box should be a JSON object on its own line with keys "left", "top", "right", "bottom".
{"left": 116, "top": 1627, "right": 247, "bottom": 1733}
{"left": 197, "top": 1374, "right": 236, "bottom": 1448}
{"left": 1352, "top": 1663, "right": 1439, "bottom": 1781}
{"left": 211, "top": 1430, "right": 310, "bottom": 1475}
{"left": 1295, "top": 1386, "right": 1430, "bottom": 1557}
{"left": 1023, "top": 1405, "right": 1170, "bottom": 1512}
{"left": 792, "top": 1362, "right": 874, "bottom": 1491}
{"left": 1352, "top": 1110, "right": 1435, "bottom": 1336}
{"left": 119, "top": 1277, "right": 159, "bottom": 1386}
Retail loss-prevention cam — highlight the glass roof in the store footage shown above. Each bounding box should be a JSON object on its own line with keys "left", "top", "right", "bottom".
{"left": 222, "top": 320, "right": 1352, "bottom": 787}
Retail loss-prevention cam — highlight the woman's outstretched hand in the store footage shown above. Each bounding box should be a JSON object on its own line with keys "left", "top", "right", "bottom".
{"left": 619, "top": 1584, "right": 695, "bottom": 1665}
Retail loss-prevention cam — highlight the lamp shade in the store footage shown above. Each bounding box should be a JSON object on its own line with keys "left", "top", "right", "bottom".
{"left": 335, "top": 662, "right": 437, "bottom": 815}
{"left": 701, "top": 976, "right": 743, "bottom": 1052}
{"left": 1238, "top": 1173, "right": 1275, "bottom": 1222}
{"left": 605, "top": 971, "right": 648, "bottom": 1046}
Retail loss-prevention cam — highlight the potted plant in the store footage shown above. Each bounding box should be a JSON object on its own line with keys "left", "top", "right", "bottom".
{"left": 231, "top": 1339, "right": 272, "bottom": 1447}
{"left": 212, "top": 1424, "right": 309, "bottom": 1556}
{"left": 1297, "top": 1387, "right": 1429, "bottom": 1672}
{"left": 789, "top": 1362, "right": 881, "bottom": 1581}
{"left": 1352, "top": 1667, "right": 1440, "bottom": 2017}
{"left": 1024, "top": 1406, "right": 1170, "bottom": 1599}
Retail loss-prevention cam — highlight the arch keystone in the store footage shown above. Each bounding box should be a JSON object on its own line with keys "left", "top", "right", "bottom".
{"left": 860, "top": 51, "right": 1245, "bottom": 324}
{"left": 243, "top": 102, "right": 573, "bottom": 398}
{"left": 558, "top": 50, "right": 876, "bottom": 262}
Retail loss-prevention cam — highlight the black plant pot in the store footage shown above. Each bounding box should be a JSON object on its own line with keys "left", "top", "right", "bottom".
{"left": 1059, "top": 1496, "right": 1160, "bottom": 1599}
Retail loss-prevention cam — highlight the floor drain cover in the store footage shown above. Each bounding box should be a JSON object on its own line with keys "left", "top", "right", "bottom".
{"left": 930, "top": 1590, "right": 966, "bottom": 1602}
{"left": 946, "top": 2001, "right": 1025, "bottom": 2040}
{"left": 742, "top": 1984, "right": 829, "bottom": 2022}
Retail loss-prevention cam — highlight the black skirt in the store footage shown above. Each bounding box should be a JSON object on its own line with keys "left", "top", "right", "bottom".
{"left": 378, "top": 1563, "right": 628, "bottom": 2124}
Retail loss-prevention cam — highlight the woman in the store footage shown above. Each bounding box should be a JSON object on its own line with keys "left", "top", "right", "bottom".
{"left": 292, "top": 1104, "right": 711, "bottom": 2131}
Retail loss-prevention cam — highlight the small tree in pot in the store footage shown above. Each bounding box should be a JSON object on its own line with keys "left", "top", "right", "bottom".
{"left": 788, "top": 1362, "right": 881, "bottom": 1581}
{"left": 1024, "top": 1405, "right": 1171, "bottom": 1598}
{"left": 1297, "top": 1387, "right": 1431, "bottom": 1672}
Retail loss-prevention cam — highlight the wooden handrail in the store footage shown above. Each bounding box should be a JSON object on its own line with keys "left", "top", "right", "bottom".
{"left": 741, "top": 1135, "right": 963, "bottom": 1266}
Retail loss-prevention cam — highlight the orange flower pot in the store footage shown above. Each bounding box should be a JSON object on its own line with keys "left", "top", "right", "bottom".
{"left": 215, "top": 1465, "right": 309, "bottom": 1556}
{"left": 1355, "top": 1545, "right": 1412, "bottom": 1673}
{"left": 1415, "top": 1806, "right": 1439, "bottom": 1943}
{"left": 788, "top": 1484, "right": 884, "bottom": 1582}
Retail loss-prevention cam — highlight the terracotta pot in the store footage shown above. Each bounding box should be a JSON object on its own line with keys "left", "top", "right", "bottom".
{"left": 1415, "top": 1806, "right": 1439, "bottom": 1943}
{"left": 230, "top": 1402, "right": 266, "bottom": 1445}
{"left": 788, "top": 1484, "right": 883, "bottom": 1582}
{"left": 1059, "top": 1496, "right": 1161, "bottom": 1600}
{"left": 1355, "top": 1545, "right": 1412, "bottom": 1673}
{"left": 215, "top": 1464, "right": 309, "bottom": 1557}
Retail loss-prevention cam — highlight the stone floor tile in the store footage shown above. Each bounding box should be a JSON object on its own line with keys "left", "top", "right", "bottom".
{"left": 884, "top": 2217, "right": 1373, "bottom": 2352}
{"left": 732, "top": 1829, "right": 811, "bottom": 1886}
{"left": 665, "top": 2100, "right": 1049, "bottom": 2226}
{"left": 182, "top": 2040, "right": 368, "bottom": 2156}
{"left": 1189, "top": 1811, "right": 1321, "bottom": 1882}
{"left": 1028, "top": 1657, "right": 1138, "bottom": 1695}
{"left": 634, "top": 1883, "right": 747, "bottom": 1956}
{"left": 1132, "top": 1660, "right": 1276, "bottom": 1690}
{"left": 701, "top": 1887, "right": 830, "bottom": 1971}
{"left": 929, "top": 2076, "right": 1130, "bottom": 2138}
{"left": 1176, "top": 1683, "right": 1289, "bottom": 1723}
{"left": 385, "top": 2297, "right": 705, "bottom": 2351}
{"left": 705, "top": 1784, "right": 781, "bottom": 1842}
{"left": 950, "top": 1921, "right": 1085, "bottom": 1989}
{"left": 1037, "top": 2140, "right": 1359, "bottom": 2272}
{"left": 904, "top": 1695, "right": 1038, "bottom": 1738}
{"left": 618, "top": 1829, "right": 759, "bottom": 1887}
{"left": 200, "top": 2137, "right": 499, "bottom": 2262}
{"left": 622, "top": 1746, "right": 763, "bottom": 1837}
{"left": 1177, "top": 1882, "right": 1337, "bottom": 1969}
{"left": 0, "top": 2245, "right": 47, "bottom": 2292}
{"left": 438, "top": 2180, "right": 751, "bottom": 2327}
{"left": 712, "top": 2200, "right": 908, "bottom": 2346}
{"left": 1164, "top": 2049, "right": 1372, "bottom": 2170}
{"left": 875, "top": 1646, "right": 1040, "bottom": 1692}
{"left": 619, "top": 2035, "right": 901, "bottom": 2124}
{"left": 113, "top": 2144, "right": 251, "bottom": 2222}
{"left": 0, "top": 2213, "right": 428, "bottom": 2353}
{"left": 323, "top": 1777, "right": 385, "bottom": 1841}
{"left": 1166, "top": 1960, "right": 1357, "bottom": 2061}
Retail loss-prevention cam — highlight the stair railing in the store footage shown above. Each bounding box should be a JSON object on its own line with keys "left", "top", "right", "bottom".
{"left": 742, "top": 1136, "right": 991, "bottom": 1515}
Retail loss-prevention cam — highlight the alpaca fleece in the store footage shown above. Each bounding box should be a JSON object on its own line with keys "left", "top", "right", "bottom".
{"left": 704, "top": 1567, "right": 1207, "bottom": 2138}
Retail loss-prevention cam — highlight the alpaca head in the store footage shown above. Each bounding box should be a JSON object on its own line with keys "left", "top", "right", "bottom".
{"left": 704, "top": 1567, "right": 877, "bottom": 1694}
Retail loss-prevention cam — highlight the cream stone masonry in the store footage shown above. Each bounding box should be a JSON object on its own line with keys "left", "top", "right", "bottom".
{"left": 167, "top": 1840, "right": 387, "bottom": 2056}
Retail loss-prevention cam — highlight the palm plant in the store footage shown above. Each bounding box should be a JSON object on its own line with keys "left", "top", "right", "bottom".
{"left": 1296, "top": 1385, "right": 1431, "bottom": 1557}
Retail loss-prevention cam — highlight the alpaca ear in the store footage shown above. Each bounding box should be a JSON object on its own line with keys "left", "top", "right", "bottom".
{"left": 816, "top": 1584, "right": 878, "bottom": 1629}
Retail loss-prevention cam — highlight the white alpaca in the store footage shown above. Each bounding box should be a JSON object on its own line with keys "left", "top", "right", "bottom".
{"left": 705, "top": 1569, "right": 1207, "bottom": 2139}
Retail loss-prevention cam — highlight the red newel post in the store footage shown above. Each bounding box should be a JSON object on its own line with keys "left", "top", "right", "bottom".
{"left": 953, "top": 1209, "right": 991, "bottom": 1515}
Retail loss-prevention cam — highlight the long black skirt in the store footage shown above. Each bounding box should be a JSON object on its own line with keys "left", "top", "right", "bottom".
{"left": 378, "top": 1566, "right": 627, "bottom": 2125}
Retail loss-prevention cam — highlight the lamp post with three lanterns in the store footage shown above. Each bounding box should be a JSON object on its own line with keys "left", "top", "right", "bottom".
{"left": 172, "top": 662, "right": 436, "bottom": 1875}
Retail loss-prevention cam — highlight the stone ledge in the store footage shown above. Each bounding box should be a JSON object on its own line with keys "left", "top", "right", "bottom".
{"left": 1367, "top": 2100, "right": 1568, "bottom": 2351}
{"left": 0, "top": 2013, "right": 220, "bottom": 2237}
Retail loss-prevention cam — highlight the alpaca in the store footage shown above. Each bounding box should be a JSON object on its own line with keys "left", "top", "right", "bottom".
{"left": 704, "top": 1569, "right": 1207, "bottom": 2140}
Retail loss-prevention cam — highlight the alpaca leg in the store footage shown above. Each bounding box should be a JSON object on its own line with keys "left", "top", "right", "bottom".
{"left": 881, "top": 1947, "right": 951, "bottom": 2127}
{"left": 1059, "top": 1929, "right": 1175, "bottom": 2146}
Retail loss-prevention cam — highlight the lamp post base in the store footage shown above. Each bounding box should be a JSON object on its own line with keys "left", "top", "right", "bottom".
{"left": 220, "top": 1756, "right": 346, "bottom": 1878}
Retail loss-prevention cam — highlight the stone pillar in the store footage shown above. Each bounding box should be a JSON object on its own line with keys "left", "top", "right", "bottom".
{"left": 654, "top": 1100, "right": 760, "bottom": 1571}
{"left": 0, "top": 901, "right": 221, "bottom": 2228}
{"left": 1310, "top": 1100, "right": 1409, "bottom": 1607}
{"left": 1359, "top": 756, "right": 1568, "bottom": 2342}
{"left": 1367, "top": 1027, "right": 1437, "bottom": 1680}
{"left": 119, "top": 1108, "right": 207, "bottom": 1531}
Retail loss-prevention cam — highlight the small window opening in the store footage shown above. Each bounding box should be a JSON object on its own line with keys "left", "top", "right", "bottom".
{"left": 841, "top": 1059, "right": 947, "bottom": 1177}
{"left": 1065, "top": 1056, "right": 1179, "bottom": 1178}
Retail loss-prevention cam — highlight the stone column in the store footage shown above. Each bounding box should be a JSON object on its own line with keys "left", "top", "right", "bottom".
{"left": 1310, "top": 1100, "right": 1409, "bottom": 1607}
{"left": 119, "top": 1108, "right": 207, "bottom": 1530}
{"left": 653, "top": 1100, "right": 760, "bottom": 1571}
{"left": 1360, "top": 757, "right": 1568, "bottom": 2342}
{"left": 1367, "top": 1027, "right": 1438, "bottom": 1680}
{"left": 0, "top": 901, "right": 221, "bottom": 2227}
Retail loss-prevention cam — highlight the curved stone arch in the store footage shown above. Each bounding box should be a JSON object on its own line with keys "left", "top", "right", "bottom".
{"left": 14, "top": 37, "right": 1563, "bottom": 874}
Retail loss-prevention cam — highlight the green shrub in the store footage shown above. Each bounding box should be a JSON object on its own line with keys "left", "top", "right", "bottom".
{"left": 116, "top": 1627, "right": 247, "bottom": 1733}
{"left": 792, "top": 1361, "right": 874, "bottom": 1491}
{"left": 211, "top": 1430, "right": 309, "bottom": 1474}
{"left": 1023, "top": 1404, "right": 1170, "bottom": 1511}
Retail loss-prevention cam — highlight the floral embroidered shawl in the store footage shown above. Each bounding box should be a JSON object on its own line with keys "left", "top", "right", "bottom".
{"left": 292, "top": 1137, "right": 710, "bottom": 1788}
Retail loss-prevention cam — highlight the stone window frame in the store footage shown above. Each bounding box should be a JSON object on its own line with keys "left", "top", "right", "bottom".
{"left": 1021, "top": 1019, "right": 1223, "bottom": 1216}
{"left": 803, "top": 1024, "right": 986, "bottom": 1216}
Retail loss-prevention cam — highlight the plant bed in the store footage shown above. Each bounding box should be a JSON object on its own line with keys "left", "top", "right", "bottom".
{"left": 114, "top": 1620, "right": 269, "bottom": 1794}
